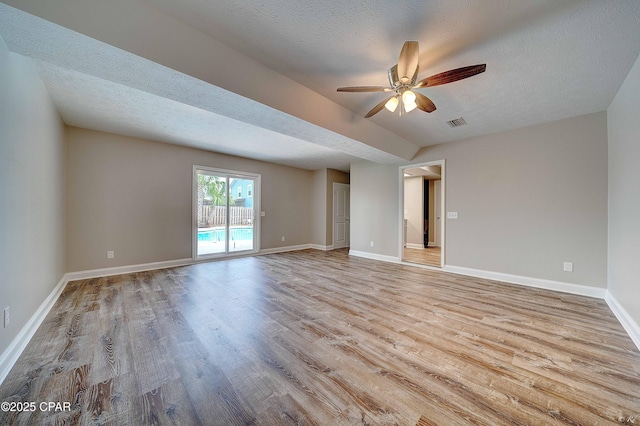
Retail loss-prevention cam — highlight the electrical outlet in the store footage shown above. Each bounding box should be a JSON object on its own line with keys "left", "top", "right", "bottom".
{"left": 370, "top": 241, "right": 374, "bottom": 247}
{"left": 4, "top": 307, "right": 9, "bottom": 328}
{"left": 107, "top": 250, "right": 115, "bottom": 259}
{"left": 281, "top": 236, "right": 285, "bottom": 242}
{"left": 447, "top": 212, "right": 458, "bottom": 219}
{"left": 563, "top": 262, "right": 573, "bottom": 272}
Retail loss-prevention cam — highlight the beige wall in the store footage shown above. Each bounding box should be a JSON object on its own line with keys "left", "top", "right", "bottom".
{"left": 66, "top": 128, "right": 314, "bottom": 271}
{"left": 0, "top": 42, "right": 66, "bottom": 356}
{"left": 311, "top": 169, "right": 327, "bottom": 247}
{"left": 404, "top": 176, "right": 423, "bottom": 246}
{"left": 608, "top": 52, "right": 640, "bottom": 327}
{"left": 350, "top": 161, "right": 399, "bottom": 257}
{"left": 351, "top": 112, "right": 608, "bottom": 287}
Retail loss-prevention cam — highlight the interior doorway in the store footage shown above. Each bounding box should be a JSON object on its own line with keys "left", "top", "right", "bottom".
{"left": 400, "top": 160, "right": 445, "bottom": 267}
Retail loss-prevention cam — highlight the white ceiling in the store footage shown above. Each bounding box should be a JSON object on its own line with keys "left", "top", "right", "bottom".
{"left": 2, "top": 0, "right": 640, "bottom": 171}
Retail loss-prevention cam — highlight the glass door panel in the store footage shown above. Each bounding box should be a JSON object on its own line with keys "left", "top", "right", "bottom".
{"left": 228, "top": 177, "right": 255, "bottom": 253}
{"left": 196, "top": 171, "right": 228, "bottom": 256}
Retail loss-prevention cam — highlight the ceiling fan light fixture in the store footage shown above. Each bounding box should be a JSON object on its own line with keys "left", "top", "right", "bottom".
{"left": 385, "top": 96, "right": 399, "bottom": 112}
{"left": 402, "top": 89, "right": 416, "bottom": 105}
{"left": 404, "top": 100, "right": 417, "bottom": 113}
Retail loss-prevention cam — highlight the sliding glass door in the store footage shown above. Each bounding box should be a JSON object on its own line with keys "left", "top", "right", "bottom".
{"left": 194, "top": 166, "right": 260, "bottom": 258}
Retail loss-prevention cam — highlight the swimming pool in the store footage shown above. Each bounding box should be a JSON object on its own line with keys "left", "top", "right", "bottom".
{"left": 198, "top": 227, "right": 253, "bottom": 242}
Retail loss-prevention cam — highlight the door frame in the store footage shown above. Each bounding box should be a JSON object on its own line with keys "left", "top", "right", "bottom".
{"left": 398, "top": 160, "right": 445, "bottom": 267}
{"left": 192, "top": 165, "right": 261, "bottom": 260}
{"left": 434, "top": 179, "right": 442, "bottom": 247}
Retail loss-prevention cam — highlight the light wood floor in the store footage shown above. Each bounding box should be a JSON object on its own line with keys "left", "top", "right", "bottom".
{"left": 403, "top": 246, "right": 441, "bottom": 267}
{"left": 1, "top": 249, "right": 639, "bottom": 425}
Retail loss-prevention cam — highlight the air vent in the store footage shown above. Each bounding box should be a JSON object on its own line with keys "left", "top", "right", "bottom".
{"left": 446, "top": 117, "right": 467, "bottom": 128}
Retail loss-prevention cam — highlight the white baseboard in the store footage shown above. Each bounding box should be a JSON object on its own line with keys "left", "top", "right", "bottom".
{"left": 66, "top": 258, "right": 194, "bottom": 281}
{"left": 444, "top": 265, "right": 607, "bottom": 299}
{"left": 67, "top": 245, "right": 324, "bottom": 281}
{"left": 605, "top": 291, "right": 640, "bottom": 352}
{"left": 0, "top": 274, "right": 69, "bottom": 385}
{"left": 309, "top": 244, "right": 334, "bottom": 251}
{"left": 259, "top": 244, "right": 314, "bottom": 255}
{"left": 64, "top": 244, "right": 332, "bottom": 282}
{"left": 349, "top": 252, "right": 606, "bottom": 299}
{"left": 349, "top": 250, "right": 401, "bottom": 264}
{"left": 405, "top": 243, "right": 425, "bottom": 250}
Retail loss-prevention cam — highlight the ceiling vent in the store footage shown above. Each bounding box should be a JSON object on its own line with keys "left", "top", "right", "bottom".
{"left": 446, "top": 117, "right": 467, "bottom": 128}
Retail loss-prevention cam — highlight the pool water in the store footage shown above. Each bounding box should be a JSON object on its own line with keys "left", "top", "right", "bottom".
{"left": 198, "top": 227, "right": 253, "bottom": 242}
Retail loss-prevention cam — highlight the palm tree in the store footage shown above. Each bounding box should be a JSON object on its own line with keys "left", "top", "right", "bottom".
{"left": 197, "top": 174, "right": 234, "bottom": 227}
{"left": 199, "top": 174, "right": 227, "bottom": 206}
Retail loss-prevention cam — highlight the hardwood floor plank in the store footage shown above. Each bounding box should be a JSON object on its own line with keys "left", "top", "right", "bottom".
{"left": 171, "top": 339, "right": 258, "bottom": 425}
{"left": 88, "top": 281, "right": 133, "bottom": 385}
{"left": 1, "top": 249, "right": 639, "bottom": 425}
{"left": 108, "top": 372, "right": 142, "bottom": 425}
{"left": 136, "top": 378, "right": 202, "bottom": 426}
{"left": 403, "top": 246, "right": 441, "bottom": 267}
{"left": 80, "top": 378, "right": 113, "bottom": 425}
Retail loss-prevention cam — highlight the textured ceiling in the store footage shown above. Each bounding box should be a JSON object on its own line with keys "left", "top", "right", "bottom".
{"left": 0, "top": 3, "right": 390, "bottom": 171}
{"left": 35, "top": 61, "right": 363, "bottom": 170}
{"left": 2, "top": 0, "right": 640, "bottom": 171}
{"left": 143, "top": 0, "right": 640, "bottom": 146}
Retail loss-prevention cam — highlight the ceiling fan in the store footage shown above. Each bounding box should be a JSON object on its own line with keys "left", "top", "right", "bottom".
{"left": 337, "top": 41, "right": 486, "bottom": 118}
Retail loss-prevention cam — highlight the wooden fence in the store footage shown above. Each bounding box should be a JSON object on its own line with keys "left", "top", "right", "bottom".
{"left": 199, "top": 206, "right": 253, "bottom": 227}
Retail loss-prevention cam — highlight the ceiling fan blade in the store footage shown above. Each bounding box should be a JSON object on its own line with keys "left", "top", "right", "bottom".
{"left": 397, "top": 41, "right": 419, "bottom": 84}
{"left": 364, "top": 96, "right": 394, "bottom": 118}
{"left": 337, "top": 86, "right": 393, "bottom": 92}
{"left": 415, "top": 64, "right": 486, "bottom": 88}
{"left": 415, "top": 92, "right": 436, "bottom": 113}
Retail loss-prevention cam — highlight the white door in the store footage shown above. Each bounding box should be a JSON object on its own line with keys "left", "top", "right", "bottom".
{"left": 434, "top": 180, "right": 442, "bottom": 247}
{"left": 333, "top": 183, "right": 350, "bottom": 249}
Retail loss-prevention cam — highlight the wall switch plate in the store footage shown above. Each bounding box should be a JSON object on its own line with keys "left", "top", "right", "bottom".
{"left": 447, "top": 212, "right": 458, "bottom": 219}
{"left": 4, "top": 307, "right": 9, "bottom": 328}
{"left": 107, "top": 250, "right": 115, "bottom": 259}
{"left": 563, "top": 262, "right": 573, "bottom": 272}
{"left": 260, "top": 211, "right": 266, "bottom": 217}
